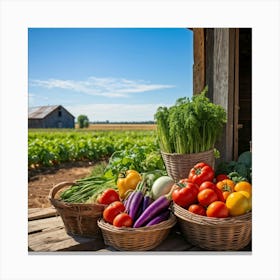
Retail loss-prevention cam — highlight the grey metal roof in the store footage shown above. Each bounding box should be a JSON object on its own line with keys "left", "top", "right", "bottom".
{"left": 28, "top": 105, "right": 61, "bottom": 119}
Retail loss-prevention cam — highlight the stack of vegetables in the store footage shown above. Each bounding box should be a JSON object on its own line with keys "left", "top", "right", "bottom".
{"left": 59, "top": 151, "right": 252, "bottom": 226}
{"left": 172, "top": 159, "right": 252, "bottom": 218}
{"left": 59, "top": 168, "right": 176, "bottom": 228}
{"left": 101, "top": 170, "right": 176, "bottom": 228}
{"left": 57, "top": 148, "right": 251, "bottom": 252}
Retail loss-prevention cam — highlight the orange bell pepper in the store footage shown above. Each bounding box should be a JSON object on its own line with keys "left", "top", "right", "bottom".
{"left": 216, "top": 179, "right": 235, "bottom": 200}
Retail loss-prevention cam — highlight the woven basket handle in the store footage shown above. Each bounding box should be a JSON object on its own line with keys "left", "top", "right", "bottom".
{"left": 48, "top": 181, "right": 75, "bottom": 200}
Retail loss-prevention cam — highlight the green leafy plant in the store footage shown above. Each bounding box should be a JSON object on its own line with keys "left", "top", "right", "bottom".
{"left": 103, "top": 145, "right": 166, "bottom": 181}
{"left": 215, "top": 151, "right": 252, "bottom": 183}
{"left": 28, "top": 130, "right": 159, "bottom": 168}
{"left": 154, "top": 86, "right": 227, "bottom": 154}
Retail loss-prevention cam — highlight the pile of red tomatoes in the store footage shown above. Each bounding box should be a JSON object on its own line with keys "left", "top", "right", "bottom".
{"left": 172, "top": 162, "right": 252, "bottom": 218}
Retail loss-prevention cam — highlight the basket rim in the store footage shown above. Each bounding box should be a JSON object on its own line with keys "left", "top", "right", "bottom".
{"left": 173, "top": 203, "right": 252, "bottom": 226}
{"left": 97, "top": 213, "right": 177, "bottom": 233}
{"left": 160, "top": 148, "right": 214, "bottom": 157}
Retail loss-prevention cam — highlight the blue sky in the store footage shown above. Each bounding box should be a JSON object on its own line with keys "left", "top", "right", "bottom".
{"left": 28, "top": 28, "right": 193, "bottom": 122}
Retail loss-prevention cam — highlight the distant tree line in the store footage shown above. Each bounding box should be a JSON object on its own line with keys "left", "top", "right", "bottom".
{"left": 76, "top": 114, "right": 156, "bottom": 127}
{"left": 91, "top": 120, "right": 156, "bottom": 124}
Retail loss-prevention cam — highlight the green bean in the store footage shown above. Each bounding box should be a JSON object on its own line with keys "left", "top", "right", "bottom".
{"left": 60, "top": 185, "right": 82, "bottom": 199}
{"left": 60, "top": 176, "right": 117, "bottom": 203}
{"left": 76, "top": 176, "right": 110, "bottom": 183}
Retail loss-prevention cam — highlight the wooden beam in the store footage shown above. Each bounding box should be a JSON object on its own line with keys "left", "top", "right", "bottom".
{"left": 213, "top": 28, "right": 236, "bottom": 162}
{"left": 28, "top": 207, "right": 58, "bottom": 221}
{"left": 205, "top": 28, "right": 214, "bottom": 101}
{"left": 233, "top": 29, "right": 240, "bottom": 161}
{"left": 193, "top": 28, "right": 205, "bottom": 95}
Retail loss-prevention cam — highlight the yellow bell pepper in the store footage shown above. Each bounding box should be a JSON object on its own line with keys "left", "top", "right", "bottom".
{"left": 117, "top": 170, "right": 142, "bottom": 199}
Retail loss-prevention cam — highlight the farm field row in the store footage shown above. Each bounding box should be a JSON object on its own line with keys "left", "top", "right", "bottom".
{"left": 28, "top": 129, "right": 163, "bottom": 173}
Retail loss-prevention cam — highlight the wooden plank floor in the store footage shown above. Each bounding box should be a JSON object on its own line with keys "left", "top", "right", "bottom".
{"left": 28, "top": 208, "right": 106, "bottom": 252}
{"left": 28, "top": 208, "right": 251, "bottom": 252}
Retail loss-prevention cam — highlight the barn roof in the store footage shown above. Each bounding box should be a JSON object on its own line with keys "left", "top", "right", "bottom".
{"left": 28, "top": 105, "right": 74, "bottom": 119}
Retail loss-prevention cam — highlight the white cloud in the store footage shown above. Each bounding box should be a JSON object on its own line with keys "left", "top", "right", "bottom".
{"left": 66, "top": 103, "right": 172, "bottom": 122}
{"left": 28, "top": 92, "right": 49, "bottom": 107}
{"left": 29, "top": 76, "right": 175, "bottom": 98}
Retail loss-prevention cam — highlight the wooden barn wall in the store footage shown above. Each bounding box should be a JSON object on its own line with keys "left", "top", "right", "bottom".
{"left": 28, "top": 119, "right": 43, "bottom": 128}
{"left": 193, "top": 28, "right": 205, "bottom": 95}
{"left": 29, "top": 107, "right": 75, "bottom": 128}
{"left": 205, "top": 29, "right": 214, "bottom": 101}
{"left": 193, "top": 28, "right": 252, "bottom": 162}
{"left": 212, "top": 28, "right": 236, "bottom": 163}
{"left": 238, "top": 28, "right": 252, "bottom": 154}
{"left": 43, "top": 107, "right": 74, "bottom": 128}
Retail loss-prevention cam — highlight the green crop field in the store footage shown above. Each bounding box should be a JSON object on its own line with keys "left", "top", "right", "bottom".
{"left": 28, "top": 129, "right": 164, "bottom": 174}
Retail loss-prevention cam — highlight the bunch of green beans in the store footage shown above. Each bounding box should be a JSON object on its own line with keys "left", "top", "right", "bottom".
{"left": 60, "top": 175, "right": 117, "bottom": 203}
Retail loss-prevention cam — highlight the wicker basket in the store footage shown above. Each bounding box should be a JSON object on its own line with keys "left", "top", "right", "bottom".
{"left": 173, "top": 203, "right": 252, "bottom": 251}
{"left": 49, "top": 181, "right": 106, "bottom": 238}
{"left": 97, "top": 214, "right": 177, "bottom": 251}
{"left": 161, "top": 149, "right": 215, "bottom": 182}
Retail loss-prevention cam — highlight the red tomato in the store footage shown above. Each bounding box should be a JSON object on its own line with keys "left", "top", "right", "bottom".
{"left": 185, "top": 182, "right": 199, "bottom": 195}
{"left": 206, "top": 201, "right": 229, "bottom": 218}
{"left": 188, "top": 162, "right": 215, "bottom": 186}
{"left": 97, "top": 188, "right": 120, "bottom": 205}
{"left": 103, "top": 201, "right": 125, "bottom": 224}
{"left": 213, "top": 187, "right": 225, "bottom": 202}
{"left": 215, "top": 174, "right": 229, "bottom": 182}
{"left": 113, "top": 213, "right": 133, "bottom": 227}
{"left": 199, "top": 181, "right": 225, "bottom": 202}
{"left": 178, "top": 178, "right": 196, "bottom": 186}
{"left": 172, "top": 183, "right": 198, "bottom": 208}
{"left": 199, "top": 181, "right": 216, "bottom": 191}
{"left": 197, "top": 188, "right": 218, "bottom": 207}
{"left": 188, "top": 204, "right": 206, "bottom": 216}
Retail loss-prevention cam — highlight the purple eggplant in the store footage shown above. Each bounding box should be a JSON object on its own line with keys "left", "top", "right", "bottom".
{"left": 133, "top": 193, "right": 172, "bottom": 228}
{"left": 124, "top": 191, "right": 136, "bottom": 214}
{"left": 134, "top": 198, "right": 144, "bottom": 221}
{"left": 146, "top": 210, "right": 170, "bottom": 226}
{"left": 128, "top": 191, "right": 144, "bottom": 221}
{"left": 142, "top": 194, "right": 153, "bottom": 212}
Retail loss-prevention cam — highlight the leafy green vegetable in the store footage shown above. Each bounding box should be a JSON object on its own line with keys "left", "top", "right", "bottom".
{"left": 215, "top": 151, "right": 252, "bottom": 183}
{"left": 154, "top": 86, "right": 227, "bottom": 154}
{"left": 237, "top": 151, "right": 252, "bottom": 168}
{"left": 234, "top": 162, "right": 248, "bottom": 178}
{"left": 154, "top": 107, "right": 173, "bottom": 153}
{"left": 103, "top": 145, "right": 166, "bottom": 181}
{"left": 228, "top": 172, "right": 248, "bottom": 184}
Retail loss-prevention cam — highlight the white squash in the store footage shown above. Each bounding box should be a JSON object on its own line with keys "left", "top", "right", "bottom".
{"left": 151, "top": 176, "right": 175, "bottom": 200}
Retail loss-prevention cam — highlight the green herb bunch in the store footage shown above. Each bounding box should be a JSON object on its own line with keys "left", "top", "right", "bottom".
{"left": 154, "top": 86, "right": 227, "bottom": 154}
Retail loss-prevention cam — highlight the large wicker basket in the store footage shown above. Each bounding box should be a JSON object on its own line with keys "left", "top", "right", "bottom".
{"left": 49, "top": 181, "right": 106, "bottom": 238}
{"left": 97, "top": 214, "right": 177, "bottom": 251}
{"left": 173, "top": 203, "right": 252, "bottom": 251}
{"left": 161, "top": 149, "right": 215, "bottom": 182}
